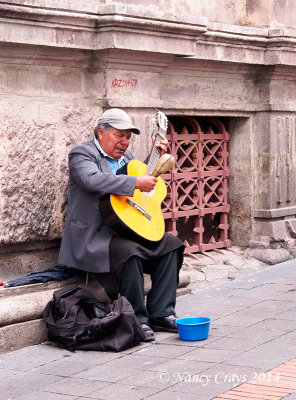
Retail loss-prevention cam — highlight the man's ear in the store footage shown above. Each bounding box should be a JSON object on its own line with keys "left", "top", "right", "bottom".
{"left": 97, "top": 127, "right": 103, "bottom": 140}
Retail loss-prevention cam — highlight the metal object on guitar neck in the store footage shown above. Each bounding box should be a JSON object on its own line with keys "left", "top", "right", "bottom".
{"left": 151, "top": 154, "right": 175, "bottom": 177}
{"left": 157, "top": 132, "right": 167, "bottom": 141}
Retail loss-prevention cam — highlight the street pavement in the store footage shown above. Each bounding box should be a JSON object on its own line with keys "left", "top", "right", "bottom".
{"left": 0, "top": 259, "right": 296, "bottom": 400}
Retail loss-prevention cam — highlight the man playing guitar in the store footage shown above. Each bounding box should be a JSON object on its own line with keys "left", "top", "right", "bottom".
{"left": 58, "top": 108, "right": 184, "bottom": 342}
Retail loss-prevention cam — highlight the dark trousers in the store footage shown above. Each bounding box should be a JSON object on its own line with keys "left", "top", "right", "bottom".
{"left": 120, "top": 249, "right": 179, "bottom": 324}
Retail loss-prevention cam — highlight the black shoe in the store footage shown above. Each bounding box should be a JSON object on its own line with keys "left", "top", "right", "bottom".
{"left": 141, "top": 323, "right": 155, "bottom": 342}
{"left": 149, "top": 315, "right": 178, "bottom": 333}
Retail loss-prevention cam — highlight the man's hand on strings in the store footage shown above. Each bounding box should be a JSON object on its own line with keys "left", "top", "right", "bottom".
{"left": 135, "top": 175, "right": 158, "bottom": 192}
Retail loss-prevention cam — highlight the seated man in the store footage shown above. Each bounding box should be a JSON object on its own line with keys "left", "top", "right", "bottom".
{"left": 58, "top": 108, "right": 184, "bottom": 342}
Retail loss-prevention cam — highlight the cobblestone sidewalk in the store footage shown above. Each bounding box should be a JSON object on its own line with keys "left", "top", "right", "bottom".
{"left": 0, "top": 258, "right": 296, "bottom": 399}
{"left": 183, "top": 245, "right": 293, "bottom": 292}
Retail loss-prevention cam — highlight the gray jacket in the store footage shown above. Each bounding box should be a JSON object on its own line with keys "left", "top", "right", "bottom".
{"left": 58, "top": 140, "right": 136, "bottom": 273}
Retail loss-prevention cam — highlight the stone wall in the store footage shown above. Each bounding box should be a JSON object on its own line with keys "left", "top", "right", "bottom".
{"left": 1, "top": 0, "right": 296, "bottom": 276}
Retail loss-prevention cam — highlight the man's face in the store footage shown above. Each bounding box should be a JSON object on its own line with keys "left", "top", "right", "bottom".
{"left": 97, "top": 127, "right": 131, "bottom": 160}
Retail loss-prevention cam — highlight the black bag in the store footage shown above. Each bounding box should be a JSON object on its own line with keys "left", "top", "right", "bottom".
{"left": 43, "top": 285, "right": 146, "bottom": 352}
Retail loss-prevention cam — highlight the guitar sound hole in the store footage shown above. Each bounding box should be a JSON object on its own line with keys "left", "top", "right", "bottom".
{"left": 141, "top": 189, "right": 155, "bottom": 197}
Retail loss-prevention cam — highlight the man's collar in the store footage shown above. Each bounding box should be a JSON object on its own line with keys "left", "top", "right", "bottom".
{"left": 93, "top": 137, "right": 125, "bottom": 164}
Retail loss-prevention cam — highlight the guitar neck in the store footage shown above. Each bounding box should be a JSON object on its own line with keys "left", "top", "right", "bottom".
{"left": 145, "top": 110, "right": 168, "bottom": 175}
{"left": 145, "top": 133, "right": 163, "bottom": 175}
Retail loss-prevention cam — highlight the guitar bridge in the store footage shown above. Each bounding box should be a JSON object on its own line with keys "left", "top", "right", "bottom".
{"left": 126, "top": 198, "right": 152, "bottom": 221}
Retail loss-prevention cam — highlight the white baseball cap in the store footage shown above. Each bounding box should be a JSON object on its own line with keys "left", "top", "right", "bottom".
{"left": 97, "top": 108, "right": 140, "bottom": 134}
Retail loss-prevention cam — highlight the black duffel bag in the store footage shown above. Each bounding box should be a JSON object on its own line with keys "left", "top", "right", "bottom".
{"left": 43, "top": 285, "right": 146, "bottom": 352}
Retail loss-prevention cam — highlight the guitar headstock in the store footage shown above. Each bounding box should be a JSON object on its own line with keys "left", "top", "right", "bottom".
{"left": 155, "top": 110, "right": 168, "bottom": 137}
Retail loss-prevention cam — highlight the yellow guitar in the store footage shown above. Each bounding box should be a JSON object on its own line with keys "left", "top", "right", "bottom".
{"left": 100, "top": 111, "right": 174, "bottom": 243}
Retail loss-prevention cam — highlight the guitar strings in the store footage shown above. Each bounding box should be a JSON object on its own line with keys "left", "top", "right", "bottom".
{"left": 137, "top": 136, "right": 162, "bottom": 211}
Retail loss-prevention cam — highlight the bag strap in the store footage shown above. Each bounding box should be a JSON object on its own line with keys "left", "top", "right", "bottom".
{"left": 53, "top": 286, "right": 102, "bottom": 316}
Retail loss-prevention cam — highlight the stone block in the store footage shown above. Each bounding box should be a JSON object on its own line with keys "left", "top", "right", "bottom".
{"left": 186, "top": 269, "right": 206, "bottom": 284}
{"left": 201, "top": 264, "right": 230, "bottom": 282}
{"left": 0, "top": 319, "right": 47, "bottom": 354}
{"left": 0, "top": 116, "right": 56, "bottom": 243}
{"left": 0, "top": 99, "right": 98, "bottom": 245}
{"left": 286, "top": 240, "right": 296, "bottom": 257}
{"left": 0, "top": 290, "right": 53, "bottom": 326}
{"left": 178, "top": 271, "right": 191, "bottom": 288}
{"left": 0, "top": 246, "right": 59, "bottom": 282}
{"left": 247, "top": 248, "right": 293, "bottom": 265}
{"left": 40, "top": 70, "right": 83, "bottom": 95}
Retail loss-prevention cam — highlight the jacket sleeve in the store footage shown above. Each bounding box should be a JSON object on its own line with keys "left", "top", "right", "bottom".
{"left": 69, "top": 146, "right": 137, "bottom": 196}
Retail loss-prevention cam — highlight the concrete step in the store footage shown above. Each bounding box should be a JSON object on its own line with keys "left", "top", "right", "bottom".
{"left": 0, "top": 276, "right": 108, "bottom": 354}
{"left": 0, "top": 272, "right": 191, "bottom": 354}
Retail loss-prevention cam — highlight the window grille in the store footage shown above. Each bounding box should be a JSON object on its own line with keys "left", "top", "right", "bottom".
{"left": 162, "top": 117, "right": 231, "bottom": 253}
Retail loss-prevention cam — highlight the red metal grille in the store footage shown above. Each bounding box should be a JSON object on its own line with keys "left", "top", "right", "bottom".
{"left": 162, "top": 117, "right": 231, "bottom": 253}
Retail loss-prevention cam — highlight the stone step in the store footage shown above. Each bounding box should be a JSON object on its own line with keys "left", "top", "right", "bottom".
{"left": 0, "top": 272, "right": 190, "bottom": 354}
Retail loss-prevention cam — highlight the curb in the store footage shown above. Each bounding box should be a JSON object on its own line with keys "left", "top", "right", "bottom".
{"left": 0, "top": 271, "right": 191, "bottom": 354}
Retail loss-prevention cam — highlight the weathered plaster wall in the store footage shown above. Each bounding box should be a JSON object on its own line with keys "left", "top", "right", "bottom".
{"left": 100, "top": 0, "right": 296, "bottom": 28}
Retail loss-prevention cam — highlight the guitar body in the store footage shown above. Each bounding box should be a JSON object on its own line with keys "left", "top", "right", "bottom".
{"left": 100, "top": 160, "right": 167, "bottom": 242}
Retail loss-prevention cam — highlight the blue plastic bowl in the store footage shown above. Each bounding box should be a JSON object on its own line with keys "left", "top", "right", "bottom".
{"left": 175, "top": 317, "right": 211, "bottom": 341}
